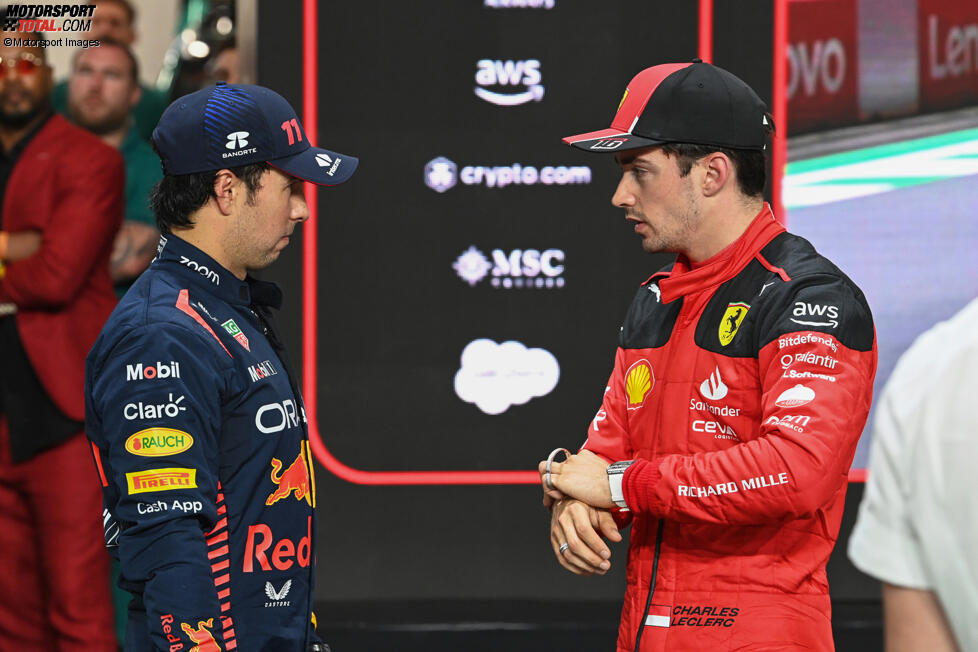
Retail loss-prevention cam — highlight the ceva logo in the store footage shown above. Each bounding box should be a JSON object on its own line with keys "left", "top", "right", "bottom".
{"left": 474, "top": 59, "right": 545, "bottom": 106}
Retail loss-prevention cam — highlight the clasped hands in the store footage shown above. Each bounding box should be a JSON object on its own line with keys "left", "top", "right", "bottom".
{"left": 537, "top": 449, "right": 622, "bottom": 576}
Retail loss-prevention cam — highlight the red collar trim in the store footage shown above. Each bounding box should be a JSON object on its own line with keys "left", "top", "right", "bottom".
{"left": 649, "top": 204, "right": 785, "bottom": 303}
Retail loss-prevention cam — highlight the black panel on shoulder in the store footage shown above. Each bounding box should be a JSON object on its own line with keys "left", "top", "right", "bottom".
{"left": 695, "top": 232, "right": 875, "bottom": 354}
{"left": 620, "top": 276, "right": 683, "bottom": 349}
{"left": 694, "top": 258, "right": 776, "bottom": 357}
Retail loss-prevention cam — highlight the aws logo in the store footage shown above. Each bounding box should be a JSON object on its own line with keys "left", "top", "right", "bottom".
{"left": 474, "top": 59, "right": 545, "bottom": 106}
{"left": 625, "top": 359, "right": 654, "bottom": 410}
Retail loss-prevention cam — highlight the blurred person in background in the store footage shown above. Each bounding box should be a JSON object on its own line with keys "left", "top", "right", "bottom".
{"left": 208, "top": 41, "right": 240, "bottom": 85}
{"left": 0, "top": 31, "right": 123, "bottom": 651}
{"left": 68, "top": 39, "right": 162, "bottom": 296}
{"left": 848, "top": 297, "right": 978, "bottom": 651}
{"left": 539, "top": 60, "right": 877, "bottom": 651}
{"left": 53, "top": 0, "right": 169, "bottom": 141}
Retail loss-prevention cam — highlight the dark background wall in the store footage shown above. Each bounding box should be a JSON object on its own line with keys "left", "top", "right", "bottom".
{"left": 255, "top": 0, "right": 879, "bottom": 621}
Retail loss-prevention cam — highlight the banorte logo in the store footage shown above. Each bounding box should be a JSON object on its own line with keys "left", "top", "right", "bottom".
{"left": 180, "top": 617, "right": 220, "bottom": 651}
{"left": 625, "top": 359, "right": 654, "bottom": 410}
{"left": 265, "top": 448, "right": 312, "bottom": 506}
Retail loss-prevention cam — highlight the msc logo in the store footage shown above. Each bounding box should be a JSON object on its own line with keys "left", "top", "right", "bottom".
{"left": 625, "top": 359, "right": 654, "bottom": 410}
{"left": 126, "top": 361, "right": 180, "bottom": 381}
{"left": 126, "top": 468, "right": 197, "bottom": 495}
{"left": 125, "top": 428, "right": 193, "bottom": 457}
{"left": 266, "top": 447, "right": 313, "bottom": 506}
{"left": 718, "top": 302, "right": 750, "bottom": 346}
{"left": 453, "top": 247, "right": 566, "bottom": 289}
{"left": 226, "top": 131, "right": 249, "bottom": 149}
{"left": 474, "top": 59, "right": 544, "bottom": 106}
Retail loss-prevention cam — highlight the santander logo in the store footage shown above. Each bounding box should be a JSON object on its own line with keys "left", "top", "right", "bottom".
{"left": 699, "top": 366, "right": 728, "bottom": 401}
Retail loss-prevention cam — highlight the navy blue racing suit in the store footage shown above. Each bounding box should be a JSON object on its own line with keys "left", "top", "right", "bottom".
{"left": 86, "top": 234, "right": 320, "bottom": 651}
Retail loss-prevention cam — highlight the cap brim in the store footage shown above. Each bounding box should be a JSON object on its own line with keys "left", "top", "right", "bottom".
{"left": 269, "top": 145, "right": 359, "bottom": 186}
{"left": 562, "top": 127, "right": 664, "bottom": 153}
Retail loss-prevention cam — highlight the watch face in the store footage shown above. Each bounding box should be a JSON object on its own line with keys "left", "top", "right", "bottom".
{"left": 609, "top": 461, "right": 633, "bottom": 474}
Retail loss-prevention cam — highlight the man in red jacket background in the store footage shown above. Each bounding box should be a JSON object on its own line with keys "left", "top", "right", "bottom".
{"left": 540, "top": 60, "right": 877, "bottom": 651}
{"left": 0, "top": 32, "right": 121, "bottom": 650}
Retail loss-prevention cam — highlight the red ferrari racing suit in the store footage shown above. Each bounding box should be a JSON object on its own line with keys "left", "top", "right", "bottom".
{"left": 583, "top": 205, "right": 877, "bottom": 651}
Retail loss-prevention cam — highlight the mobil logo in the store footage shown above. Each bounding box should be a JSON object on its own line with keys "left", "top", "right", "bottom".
{"left": 243, "top": 516, "right": 312, "bottom": 572}
{"left": 126, "top": 361, "right": 180, "bottom": 381}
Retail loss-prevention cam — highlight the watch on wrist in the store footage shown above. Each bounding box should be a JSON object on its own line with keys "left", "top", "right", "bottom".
{"left": 607, "top": 460, "right": 635, "bottom": 509}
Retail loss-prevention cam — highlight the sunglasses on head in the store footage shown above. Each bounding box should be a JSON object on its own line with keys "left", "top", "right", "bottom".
{"left": 0, "top": 52, "right": 44, "bottom": 79}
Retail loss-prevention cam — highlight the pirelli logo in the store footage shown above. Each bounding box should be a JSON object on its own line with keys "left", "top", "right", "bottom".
{"left": 126, "top": 468, "right": 197, "bottom": 495}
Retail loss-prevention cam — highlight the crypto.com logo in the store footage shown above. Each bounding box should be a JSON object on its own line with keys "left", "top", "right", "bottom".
{"left": 474, "top": 59, "right": 544, "bottom": 106}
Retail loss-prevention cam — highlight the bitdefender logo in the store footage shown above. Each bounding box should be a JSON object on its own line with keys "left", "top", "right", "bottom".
{"left": 474, "top": 59, "right": 544, "bottom": 106}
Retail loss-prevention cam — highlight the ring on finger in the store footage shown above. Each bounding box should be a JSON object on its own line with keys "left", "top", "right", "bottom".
{"left": 546, "top": 447, "right": 572, "bottom": 481}
{"left": 558, "top": 542, "right": 569, "bottom": 554}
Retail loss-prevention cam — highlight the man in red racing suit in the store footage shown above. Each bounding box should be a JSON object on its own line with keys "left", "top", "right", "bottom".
{"left": 541, "top": 60, "right": 877, "bottom": 652}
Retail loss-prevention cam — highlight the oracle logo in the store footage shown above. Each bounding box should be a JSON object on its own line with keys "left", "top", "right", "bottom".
{"left": 787, "top": 38, "right": 847, "bottom": 98}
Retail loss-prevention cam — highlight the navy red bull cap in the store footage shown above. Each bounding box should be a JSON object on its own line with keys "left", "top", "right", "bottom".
{"left": 563, "top": 59, "right": 769, "bottom": 153}
{"left": 152, "top": 82, "right": 358, "bottom": 185}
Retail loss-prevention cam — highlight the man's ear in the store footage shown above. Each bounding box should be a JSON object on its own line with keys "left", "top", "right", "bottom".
{"left": 213, "top": 170, "right": 238, "bottom": 215}
{"left": 700, "top": 152, "right": 732, "bottom": 198}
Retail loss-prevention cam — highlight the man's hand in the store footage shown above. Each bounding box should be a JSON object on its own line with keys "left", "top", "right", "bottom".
{"left": 549, "top": 498, "right": 622, "bottom": 575}
{"left": 538, "top": 449, "right": 615, "bottom": 509}
{"left": 2, "top": 230, "right": 42, "bottom": 261}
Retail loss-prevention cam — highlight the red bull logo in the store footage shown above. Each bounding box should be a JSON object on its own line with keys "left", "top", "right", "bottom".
{"left": 265, "top": 449, "right": 312, "bottom": 506}
{"left": 180, "top": 618, "right": 221, "bottom": 651}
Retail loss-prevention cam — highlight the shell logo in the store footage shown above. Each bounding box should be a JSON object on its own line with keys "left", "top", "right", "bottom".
{"left": 625, "top": 359, "right": 654, "bottom": 410}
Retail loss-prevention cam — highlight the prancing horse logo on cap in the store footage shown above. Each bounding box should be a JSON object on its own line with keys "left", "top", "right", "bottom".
{"left": 226, "top": 131, "right": 250, "bottom": 149}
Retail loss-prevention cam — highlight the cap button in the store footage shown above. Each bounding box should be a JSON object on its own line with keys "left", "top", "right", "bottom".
{"left": 691, "top": 58, "right": 703, "bottom": 63}
{"left": 216, "top": 81, "right": 227, "bottom": 86}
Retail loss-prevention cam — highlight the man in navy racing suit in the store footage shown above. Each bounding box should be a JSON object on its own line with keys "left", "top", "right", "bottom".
{"left": 86, "top": 82, "right": 357, "bottom": 651}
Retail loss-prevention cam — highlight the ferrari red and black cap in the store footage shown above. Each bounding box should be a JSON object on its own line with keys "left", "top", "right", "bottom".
{"left": 563, "top": 59, "right": 769, "bottom": 153}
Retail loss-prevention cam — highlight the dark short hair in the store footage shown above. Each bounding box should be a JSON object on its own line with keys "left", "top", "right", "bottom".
{"left": 659, "top": 113, "right": 776, "bottom": 198}
{"left": 71, "top": 37, "right": 139, "bottom": 83}
{"left": 149, "top": 156, "right": 270, "bottom": 234}
{"left": 89, "top": 0, "right": 135, "bottom": 25}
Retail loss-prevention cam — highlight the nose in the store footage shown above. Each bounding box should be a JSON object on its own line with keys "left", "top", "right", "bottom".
{"left": 611, "top": 173, "right": 634, "bottom": 209}
{"left": 291, "top": 192, "right": 310, "bottom": 223}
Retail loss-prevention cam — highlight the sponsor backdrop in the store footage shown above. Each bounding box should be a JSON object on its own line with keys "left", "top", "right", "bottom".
{"left": 255, "top": 0, "right": 883, "bottom": 610}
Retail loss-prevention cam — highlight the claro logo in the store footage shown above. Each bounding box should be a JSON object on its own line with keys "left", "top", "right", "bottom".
{"left": 474, "top": 59, "right": 544, "bottom": 106}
